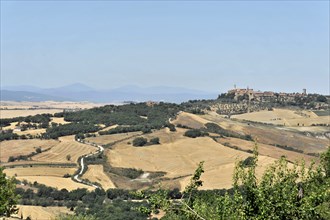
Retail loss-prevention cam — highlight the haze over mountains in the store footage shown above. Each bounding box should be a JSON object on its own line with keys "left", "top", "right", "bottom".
{"left": 1, "top": 83, "right": 218, "bottom": 103}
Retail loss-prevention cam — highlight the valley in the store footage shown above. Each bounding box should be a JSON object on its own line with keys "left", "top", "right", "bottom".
{"left": 1, "top": 97, "right": 329, "bottom": 219}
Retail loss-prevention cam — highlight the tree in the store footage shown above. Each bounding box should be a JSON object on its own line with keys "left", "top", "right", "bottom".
{"left": 55, "top": 214, "right": 97, "bottom": 220}
{"left": 184, "top": 129, "right": 208, "bottom": 138}
{"left": 7, "top": 156, "right": 15, "bottom": 163}
{"left": 316, "top": 95, "right": 327, "bottom": 102}
{"left": 133, "top": 137, "right": 148, "bottom": 147}
{"left": 150, "top": 137, "right": 160, "bottom": 145}
{"left": 66, "top": 154, "right": 71, "bottom": 161}
{"left": 35, "top": 147, "right": 42, "bottom": 154}
{"left": 321, "top": 146, "right": 330, "bottom": 177}
{"left": 0, "top": 167, "right": 19, "bottom": 217}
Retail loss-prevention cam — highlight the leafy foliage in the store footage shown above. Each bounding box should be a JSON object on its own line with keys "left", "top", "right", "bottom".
{"left": 150, "top": 137, "right": 160, "bottom": 145}
{"left": 132, "top": 137, "right": 148, "bottom": 147}
{"left": 56, "top": 214, "right": 98, "bottom": 220}
{"left": 184, "top": 129, "right": 209, "bottom": 138}
{"left": 0, "top": 167, "right": 19, "bottom": 217}
{"left": 43, "top": 122, "right": 100, "bottom": 139}
{"left": 61, "top": 102, "right": 180, "bottom": 127}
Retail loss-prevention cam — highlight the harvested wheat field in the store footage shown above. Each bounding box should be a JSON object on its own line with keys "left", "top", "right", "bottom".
{"left": 140, "top": 127, "right": 188, "bottom": 144}
{"left": 0, "top": 139, "right": 58, "bottom": 163}
{"left": 231, "top": 108, "right": 329, "bottom": 127}
{"left": 172, "top": 112, "right": 209, "bottom": 129}
{"left": 16, "top": 176, "right": 94, "bottom": 191}
{"left": 15, "top": 128, "right": 47, "bottom": 136}
{"left": 108, "top": 131, "right": 276, "bottom": 190}
{"left": 50, "top": 117, "right": 70, "bottom": 124}
{"left": 4, "top": 166, "right": 76, "bottom": 178}
{"left": 12, "top": 205, "right": 72, "bottom": 220}
{"left": 32, "top": 135, "right": 97, "bottom": 163}
{"left": 200, "top": 112, "right": 329, "bottom": 153}
{"left": 241, "top": 125, "right": 329, "bottom": 154}
{"left": 198, "top": 111, "right": 246, "bottom": 133}
{"left": 83, "top": 165, "right": 116, "bottom": 189}
{"left": 178, "top": 155, "right": 277, "bottom": 190}
{"left": 98, "top": 124, "right": 119, "bottom": 132}
{"left": 1, "top": 101, "right": 102, "bottom": 110}
{"left": 0, "top": 109, "right": 62, "bottom": 119}
{"left": 86, "top": 131, "right": 142, "bottom": 145}
{"left": 1, "top": 122, "right": 19, "bottom": 130}
{"left": 216, "top": 137, "right": 316, "bottom": 164}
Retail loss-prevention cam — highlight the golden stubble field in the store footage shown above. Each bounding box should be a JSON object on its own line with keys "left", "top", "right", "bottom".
{"left": 4, "top": 166, "right": 76, "bottom": 177}
{"left": 106, "top": 110, "right": 328, "bottom": 190}
{"left": 0, "top": 109, "right": 62, "bottom": 119}
{"left": 86, "top": 131, "right": 142, "bottom": 145}
{"left": 14, "top": 176, "right": 94, "bottom": 191}
{"left": 0, "top": 101, "right": 104, "bottom": 118}
{"left": 1, "top": 135, "right": 98, "bottom": 191}
{"left": 12, "top": 205, "right": 73, "bottom": 220}
{"left": 106, "top": 128, "right": 277, "bottom": 190}
{"left": 3, "top": 166, "right": 93, "bottom": 191}
{"left": 216, "top": 137, "right": 316, "bottom": 164}
{"left": 31, "top": 135, "right": 97, "bottom": 163}
{"left": 231, "top": 108, "right": 329, "bottom": 127}
{"left": 198, "top": 112, "right": 329, "bottom": 153}
{"left": 0, "top": 139, "right": 59, "bottom": 163}
{"left": 82, "top": 165, "right": 116, "bottom": 189}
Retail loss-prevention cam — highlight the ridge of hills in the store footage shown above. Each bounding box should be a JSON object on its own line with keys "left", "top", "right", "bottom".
{"left": 1, "top": 83, "right": 218, "bottom": 103}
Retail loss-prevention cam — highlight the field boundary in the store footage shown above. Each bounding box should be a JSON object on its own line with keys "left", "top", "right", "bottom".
{"left": 2, "top": 162, "right": 76, "bottom": 169}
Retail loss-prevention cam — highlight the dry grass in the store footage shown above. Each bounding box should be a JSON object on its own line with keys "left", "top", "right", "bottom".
{"left": 0, "top": 109, "right": 62, "bottom": 119}
{"left": 98, "top": 124, "right": 118, "bottom": 132}
{"left": 106, "top": 112, "right": 327, "bottom": 190}
{"left": 86, "top": 131, "right": 142, "bottom": 145}
{"left": 16, "top": 176, "right": 94, "bottom": 191}
{"left": 15, "top": 128, "right": 47, "bottom": 136}
{"left": 107, "top": 129, "right": 272, "bottom": 190}
{"left": 216, "top": 137, "right": 316, "bottom": 164}
{"left": 32, "top": 135, "right": 97, "bottom": 163}
{"left": 178, "top": 155, "right": 277, "bottom": 190}
{"left": 0, "top": 139, "right": 58, "bottom": 163}
{"left": 0, "top": 101, "right": 103, "bottom": 118}
{"left": 2, "top": 122, "right": 18, "bottom": 130}
{"left": 83, "top": 165, "right": 116, "bottom": 189}
{"left": 50, "top": 117, "right": 70, "bottom": 124}
{"left": 172, "top": 112, "right": 209, "bottom": 129}
{"left": 1, "top": 100, "right": 102, "bottom": 110}
{"left": 5, "top": 166, "right": 93, "bottom": 191}
{"left": 4, "top": 166, "right": 76, "bottom": 178}
{"left": 232, "top": 108, "right": 329, "bottom": 127}
{"left": 11, "top": 205, "right": 73, "bottom": 220}
{"left": 200, "top": 112, "right": 329, "bottom": 153}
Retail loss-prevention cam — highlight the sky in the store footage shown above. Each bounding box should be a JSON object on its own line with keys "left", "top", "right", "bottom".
{"left": 1, "top": 1, "right": 329, "bottom": 94}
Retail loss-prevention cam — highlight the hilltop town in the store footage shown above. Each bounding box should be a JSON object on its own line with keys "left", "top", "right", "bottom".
{"left": 228, "top": 85, "right": 308, "bottom": 101}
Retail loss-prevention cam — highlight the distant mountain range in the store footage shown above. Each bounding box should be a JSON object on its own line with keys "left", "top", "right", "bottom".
{"left": 1, "top": 83, "right": 218, "bottom": 103}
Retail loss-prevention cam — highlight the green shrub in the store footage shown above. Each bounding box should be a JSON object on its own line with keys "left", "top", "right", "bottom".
{"left": 184, "top": 129, "right": 208, "bottom": 138}
{"left": 133, "top": 137, "right": 148, "bottom": 147}
{"left": 150, "top": 137, "right": 160, "bottom": 145}
{"left": 35, "top": 147, "right": 42, "bottom": 154}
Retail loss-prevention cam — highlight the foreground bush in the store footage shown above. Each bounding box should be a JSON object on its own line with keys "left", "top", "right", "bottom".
{"left": 0, "top": 167, "right": 19, "bottom": 217}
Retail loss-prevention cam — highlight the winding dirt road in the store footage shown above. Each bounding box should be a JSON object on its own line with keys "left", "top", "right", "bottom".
{"left": 73, "top": 140, "right": 104, "bottom": 189}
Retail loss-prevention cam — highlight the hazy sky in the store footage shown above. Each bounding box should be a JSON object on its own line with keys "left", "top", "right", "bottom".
{"left": 1, "top": 1, "right": 329, "bottom": 94}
